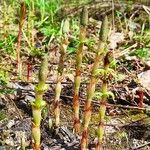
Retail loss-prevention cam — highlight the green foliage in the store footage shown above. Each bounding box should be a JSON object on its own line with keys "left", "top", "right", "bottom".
{"left": 94, "top": 68, "right": 115, "bottom": 77}
{"left": 67, "top": 39, "right": 79, "bottom": 54}
{"left": 30, "top": 48, "right": 47, "bottom": 57}
{"left": 110, "top": 59, "right": 117, "bottom": 68}
{"left": 25, "top": 0, "right": 62, "bottom": 24}
{"left": 86, "top": 37, "right": 96, "bottom": 49}
{"left": 134, "top": 29, "right": 150, "bottom": 45}
{"left": 40, "top": 25, "right": 60, "bottom": 37}
{"left": 66, "top": 19, "right": 79, "bottom": 54}
{"left": 42, "top": 106, "right": 49, "bottom": 119}
{"left": 0, "top": 89, "right": 16, "bottom": 94}
{"left": 94, "top": 91, "right": 114, "bottom": 100}
{"left": 32, "top": 99, "right": 46, "bottom": 109}
{"left": 132, "top": 29, "right": 150, "bottom": 59}
{"left": 0, "top": 70, "right": 10, "bottom": 85}
{"left": 0, "top": 111, "right": 7, "bottom": 121}
{"left": 35, "top": 84, "right": 48, "bottom": 93}
{"left": 0, "top": 35, "right": 16, "bottom": 57}
{"left": 24, "top": 0, "right": 62, "bottom": 55}
{"left": 131, "top": 48, "right": 150, "bottom": 59}
{"left": 115, "top": 10, "right": 123, "bottom": 17}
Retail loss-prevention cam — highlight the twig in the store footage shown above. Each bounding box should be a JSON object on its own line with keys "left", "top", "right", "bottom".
{"left": 10, "top": 80, "right": 74, "bottom": 85}
{"left": 48, "top": 93, "right": 150, "bottom": 112}
{"left": 107, "top": 103, "right": 149, "bottom": 111}
{"left": 2, "top": 85, "right": 150, "bottom": 112}
{"left": 114, "top": 43, "right": 137, "bottom": 58}
{"left": 131, "top": 141, "right": 150, "bottom": 150}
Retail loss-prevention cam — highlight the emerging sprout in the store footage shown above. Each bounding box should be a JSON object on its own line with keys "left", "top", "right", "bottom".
{"left": 31, "top": 56, "right": 48, "bottom": 150}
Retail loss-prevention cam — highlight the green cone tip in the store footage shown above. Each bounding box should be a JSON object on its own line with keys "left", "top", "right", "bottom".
{"left": 80, "top": 6, "right": 88, "bottom": 26}
{"left": 99, "top": 16, "right": 109, "bottom": 42}
{"left": 39, "top": 56, "right": 48, "bottom": 82}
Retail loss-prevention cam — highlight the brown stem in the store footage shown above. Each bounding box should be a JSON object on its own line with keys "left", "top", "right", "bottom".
{"left": 16, "top": 2, "right": 26, "bottom": 78}
{"left": 137, "top": 88, "right": 144, "bottom": 108}
{"left": 73, "top": 26, "right": 86, "bottom": 133}
{"left": 96, "top": 51, "right": 113, "bottom": 150}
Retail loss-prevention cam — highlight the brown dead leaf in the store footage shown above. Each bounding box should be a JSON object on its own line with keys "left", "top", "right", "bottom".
{"left": 108, "top": 31, "right": 125, "bottom": 50}
{"left": 138, "top": 70, "right": 150, "bottom": 91}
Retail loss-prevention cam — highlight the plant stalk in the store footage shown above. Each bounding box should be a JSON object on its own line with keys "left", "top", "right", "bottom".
{"left": 73, "top": 6, "right": 88, "bottom": 134}
{"left": 31, "top": 56, "right": 48, "bottom": 150}
{"left": 81, "top": 16, "right": 108, "bottom": 150}
{"left": 96, "top": 51, "right": 113, "bottom": 150}
{"left": 54, "top": 19, "right": 69, "bottom": 127}
{"left": 27, "top": 0, "right": 35, "bottom": 47}
{"left": 16, "top": 1, "right": 26, "bottom": 79}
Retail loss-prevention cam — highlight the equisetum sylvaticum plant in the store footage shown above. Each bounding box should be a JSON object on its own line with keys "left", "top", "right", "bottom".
{"left": 25, "top": 1, "right": 35, "bottom": 81}
{"left": 27, "top": 0, "right": 35, "bottom": 47}
{"left": 95, "top": 51, "right": 115, "bottom": 150}
{"left": 16, "top": 1, "right": 26, "bottom": 78}
{"left": 81, "top": 16, "right": 109, "bottom": 150}
{"left": 73, "top": 6, "right": 88, "bottom": 134}
{"left": 54, "top": 18, "right": 70, "bottom": 127}
{"left": 31, "top": 56, "right": 48, "bottom": 150}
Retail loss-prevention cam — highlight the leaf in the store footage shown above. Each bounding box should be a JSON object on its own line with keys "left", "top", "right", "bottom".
{"left": 94, "top": 91, "right": 114, "bottom": 100}
{"left": 67, "top": 47, "right": 76, "bottom": 54}
{"left": 94, "top": 68, "right": 105, "bottom": 76}
{"left": 94, "top": 91, "right": 103, "bottom": 99}
{"left": 138, "top": 70, "right": 150, "bottom": 91}
{"left": 110, "top": 59, "right": 117, "bottom": 67}
{"left": 108, "top": 32, "right": 125, "bottom": 50}
{"left": 104, "top": 91, "right": 115, "bottom": 100}
{"left": 106, "top": 68, "right": 115, "bottom": 75}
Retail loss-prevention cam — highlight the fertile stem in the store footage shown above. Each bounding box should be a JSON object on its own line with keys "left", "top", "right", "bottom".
{"left": 27, "top": 0, "right": 35, "bottom": 47}
{"left": 96, "top": 51, "right": 114, "bottom": 150}
{"left": 73, "top": 6, "right": 88, "bottom": 134}
{"left": 81, "top": 16, "right": 109, "bottom": 150}
{"left": 54, "top": 19, "right": 69, "bottom": 127}
{"left": 31, "top": 56, "right": 48, "bottom": 150}
{"left": 16, "top": 1, "right": 26, "bottom": 78}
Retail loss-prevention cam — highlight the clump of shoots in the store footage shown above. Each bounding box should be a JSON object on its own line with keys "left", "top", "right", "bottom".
{"left": 81, "top": 16, "right": 109, "bottom": 150}
{"left": 73, "top": 6, "right": 88, "bottom": 134}
{"left": 16, "top": 1, "right": 26, "bottom": 79}
{"left": 54, "top": 18, "right": 70, "bottom": 127}
{"left": 31, "top": 56, "right": 48, "bottom": 150}
{"left": 95, "top": 51, "right": 115, "bottom": 150}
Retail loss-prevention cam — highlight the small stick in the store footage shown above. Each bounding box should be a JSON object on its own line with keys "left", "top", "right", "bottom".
{"left": 131, "top": 141, "right": 150, "bottom": 150}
